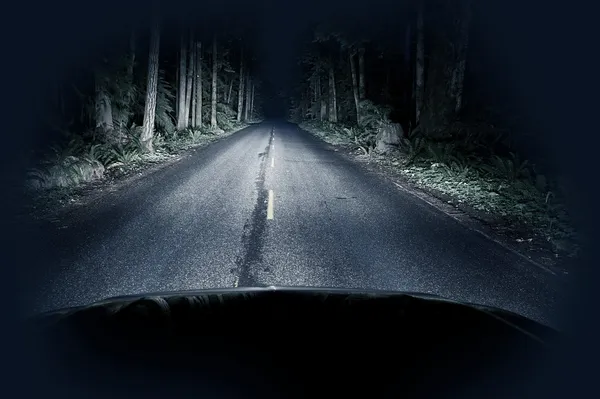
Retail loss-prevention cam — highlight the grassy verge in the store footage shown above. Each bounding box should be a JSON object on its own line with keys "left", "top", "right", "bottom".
{"left": 300, "top": 120, "right": 579, "bottom": 261}
{"left": 24, "top": 123, "right": 249, "bottom": 215}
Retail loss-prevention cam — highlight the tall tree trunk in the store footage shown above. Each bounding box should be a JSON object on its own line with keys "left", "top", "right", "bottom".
{"left": 319, "top": 74, "right": 326, "bottom": 121}
{"left": 452, "top": 0, "right": 472, "bottom": 114}
{"left": 191, "top": 39, "right": 197, "bottom": 126}
{"left": 349, "top": 50, "right": 360, "bottom": 125}
{"left": 175, "top": 64, "right": 179, "bottom": 118}
{"left": 184, "top": 29, "right": 194, "bottom": 127}
{"left": 227, "top": 79, "right": 233, "bottom": 106}
{"left": 244, "top": 72, "right": 250, "bottom": 121}
{"left": 210, "top": 34, "right": 218, "bottom": 129}
{"left": 194, "top": 41, "right": 202, "bottom": 127}
{"left": 236, "top": 43, "right": 245, "bottom": 122}
{"left": 250, "top": 81, "right": 255, "bottom": 119}
{"left": 358, "top": 46, "right": 366, "bottom": 100}
{"left": 328, "top": 59, "right": 337, "bottom": 123}
{"left": 415, "top": 2, "right": 425, "bottom": 125}
{"left": 176, "top": 32, "right": 187, "bottom": 130}
{"left": 140, "top": 12, "right": 160, "bottom": 153}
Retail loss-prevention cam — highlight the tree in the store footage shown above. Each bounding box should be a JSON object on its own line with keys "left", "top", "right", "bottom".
{"left": 237, "top": 42, "right": 245, "bottom": 122}
{"left": 349, "top": 50, "right": 360, "bottom": 125}
{"left": 250, "top": 80, "right": 255, "bottom": 119}
{"left": 190, "top": 36, "right": 197, "bottom": 125}
{"left": 451, "top": 0, "right": 472, "bottom": 113}
{"left": 415, "top": 1, "right": 425, "bottom": 125}
{"left": 358, "top": 45, "right": 366, "bottom": 100}
{"left": 194, "top": 41, "right": 202, "bottom": 127}
{"left": 210, "top": 34, "right": 218, "bottom": 129}
{"left": 244, "top": 72, "right": 251, "bottom": 121}
{"left": 328, "top": 56, "right": 337, "bottom": 123}
{"left": 227, "top": 79, "right": 233, "bottom": 106}
{"left": 140, "top": 9, "right": 160, "bottom": 153}
{"left": 176, "top": 31, "right": 187, "bottom": 130}
{"left": 420, "top": 0, "right": 472, "bottom": 137}
{"left": 183, "top": 29, "right": 194, "bottom": 127}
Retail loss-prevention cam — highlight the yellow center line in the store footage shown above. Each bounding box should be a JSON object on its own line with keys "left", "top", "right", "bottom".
{"left": 267, "top": 190, "right": 274, "bottom": 220}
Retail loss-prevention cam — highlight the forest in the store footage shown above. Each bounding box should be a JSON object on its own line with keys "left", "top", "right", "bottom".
{"left": 26, "top": 0, "right": 578, "bottom": 263}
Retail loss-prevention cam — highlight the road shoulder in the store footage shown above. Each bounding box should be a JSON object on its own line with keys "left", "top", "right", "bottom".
{"left": 298, "top": 122, "right": 574, "bottom": 277}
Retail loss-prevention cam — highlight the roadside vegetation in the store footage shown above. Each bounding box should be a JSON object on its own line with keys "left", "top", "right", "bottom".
{"left": 28, "top": 8, "right": 261, "bottom": 201}
{"left": 291, "top": 0, "right": 578, "bottom": 261}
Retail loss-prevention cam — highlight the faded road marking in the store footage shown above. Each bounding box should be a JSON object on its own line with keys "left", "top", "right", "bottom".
{"left": 233, "top": 275, "right": 239, "bottom": 287}
{"left": 267, "top": 190, "right": 274, "bottom": 219}
{"left": 271, "top": 157, "right": 275, "bottom": 168}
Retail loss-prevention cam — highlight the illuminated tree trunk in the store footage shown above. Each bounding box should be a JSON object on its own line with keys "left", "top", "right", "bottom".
{"left": 184, "top": 29, "right": 194, "bottom": 127}
{"left": 210, "top": 34, "right": 218, "bottom": 129}
{"left": 328, "top": 58, "right": 337, "bottom": 123}
{"left": 176, "top": 31, "right": 187, "bottom": 130}
{"left": 190, "top": 38, "right": 197, "bottom": 126}
{"left": 140, "top": 12, "right": 160, "bottom": 152}
{"left": 227, "top": 79, "right": 233, "bottom": 106}
{"left": 358, "top": 46, "right": 366, "bottom": 100}
{"left": 250, "top": 81, "right": 255, "bottom": 119}
{"left": 237, "top": 43, "right": 245, "bottom": 122}
{"left": 349, "top": 50, "right": 360, "bottom": 125}
{"left": 244, "top": 72, "right": 250, "bottom": 121}
{"left": 194, "top": 41, "right": 202, "bottom": 127}
{"left": 319, "top": 74, "right": 326, "bottom": 121}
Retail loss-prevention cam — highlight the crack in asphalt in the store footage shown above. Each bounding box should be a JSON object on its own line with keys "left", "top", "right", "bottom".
{"left": 234, "top": 128, "right": 274, "bottom": 286}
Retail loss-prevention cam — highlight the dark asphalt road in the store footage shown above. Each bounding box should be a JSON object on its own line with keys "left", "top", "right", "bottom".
{"left": 24, "top": 121, "right": 564, "bottom": 326}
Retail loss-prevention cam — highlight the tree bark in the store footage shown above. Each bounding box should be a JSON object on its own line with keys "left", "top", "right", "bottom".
{"left": 210, "top": 34, "right": 218, "bottom": 129}
{"left": 227, "top": 79, "right": 233, "bottom": 106}
{"left": 184, "top": 29, "right": 194, "bottom": 127}
{"left": 358, "top": 46, "right": 366, "bottom": 100}
{"left": 175, "top": 64, "right": 179, "bottom": 118}
{"left": 452, "top": 0, "right": 472, "bottom": 114}
{"left": 244, "top": 72, "right": 251, "bottom": 121}
{"left": 194, "top": 41, "right": 202, "bottom": 127}
{"left": 191, "top": 39, "right": 197, "bottom": 126}
{"left": 404, "top": 23, "right": 411, "bottom": 107}
{"left": 250, "top": 81, "right": 255, "bottom": 119}
{"left": 176, "top": 31, "right": 187, "bottom": 130}
{"left": 328, "top": 58, "right": 337, "bottom": 123}
{"left": 349, "top": 50, "right": 360, "bottom": 125}
{"left": 415, "top": 2, "right": 425, "bottom": 125}
{"left": 237, "top": 43, "right": 245, "bottom": 122}
{"left": 318, "top": 74, "right": 326, "bottom": 121}
{"left": 140, "top": 12, "right": 160, "bottom": 153}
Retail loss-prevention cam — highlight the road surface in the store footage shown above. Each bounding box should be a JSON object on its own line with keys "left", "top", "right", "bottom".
{"left": 23, "top": 121, "right": 564, "bottom": 326}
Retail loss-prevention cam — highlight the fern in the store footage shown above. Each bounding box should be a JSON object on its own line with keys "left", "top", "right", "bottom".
{"left": 155, "top": 70, "right": 176, "bottom": 134}
{"left": 481, "top": 152, "right": 529, "bottom": 181}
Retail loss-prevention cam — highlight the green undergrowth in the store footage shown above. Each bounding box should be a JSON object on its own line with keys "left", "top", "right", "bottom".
{"left": 27, "top": 120, "right": 248, "bottom": 193}
{"left": 300, "top": 120, "right": 579, "bottom": 258}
